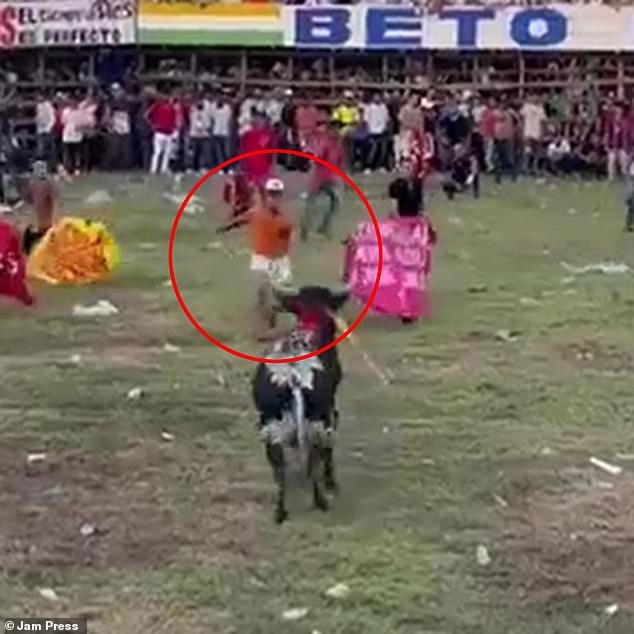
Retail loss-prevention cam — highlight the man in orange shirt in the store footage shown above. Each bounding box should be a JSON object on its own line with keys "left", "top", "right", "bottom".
{"left": 218, "top": 177, "right": 294, "bottom": 340}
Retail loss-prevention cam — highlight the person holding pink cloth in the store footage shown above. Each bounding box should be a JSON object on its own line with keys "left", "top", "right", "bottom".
{"left": 343, "top": 176, "right": 437, "bottom": 323}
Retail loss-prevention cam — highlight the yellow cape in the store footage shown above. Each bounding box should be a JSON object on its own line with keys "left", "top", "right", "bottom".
{"left": 28, "top": 217, "right": 120, "bottom": 285}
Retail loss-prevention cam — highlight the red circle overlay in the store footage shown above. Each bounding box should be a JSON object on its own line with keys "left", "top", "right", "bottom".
{"left": 168, "top": 148, "right": 383, "bottom": 364}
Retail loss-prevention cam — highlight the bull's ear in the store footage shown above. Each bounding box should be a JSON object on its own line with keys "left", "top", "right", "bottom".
{"left": 329, "top": 289, "right": 349, "bottom": 312}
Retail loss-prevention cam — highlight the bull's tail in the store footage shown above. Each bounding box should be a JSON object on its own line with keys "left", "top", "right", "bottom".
{"left": 292, "top": 386, "right": 308, "bottom": 469}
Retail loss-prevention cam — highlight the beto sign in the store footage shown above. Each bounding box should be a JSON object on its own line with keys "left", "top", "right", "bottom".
{"left": 284, "top": 4, "right": 632, "bottom": 51}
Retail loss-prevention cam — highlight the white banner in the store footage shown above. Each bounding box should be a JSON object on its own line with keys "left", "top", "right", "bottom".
{"left": 283, "top": 4, "right": 634, "bottom": 51}
{"left": 0, "top": 0, "right": 136, "bottom": 47}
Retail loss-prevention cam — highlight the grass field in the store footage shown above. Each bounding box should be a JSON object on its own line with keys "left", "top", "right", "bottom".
{"left": 2, "top": 171, "right": 634, "bottom": 633}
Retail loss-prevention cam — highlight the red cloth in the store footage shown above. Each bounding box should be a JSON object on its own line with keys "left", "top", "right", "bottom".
{"left": 309, "top": 132, "right": 343, "bottom": 192}
{"left": 147, "top": 100, "right": 177, "bottom": 135}
{"left": 240, "top": 125, "right": 276, "bottom": 186}
{"left": 0, "top": 221, "right": 34, "bottom": 306}
{"left": 479, "top": 107, "right": 496, "bottom": 139}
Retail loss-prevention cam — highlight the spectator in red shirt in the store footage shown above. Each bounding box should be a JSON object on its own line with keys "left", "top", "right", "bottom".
{"left": 239, "top": 112, "right": 277, "bottom": 190}
{"left": 301, "top": 117, "right": 344, "bottom": 241}
{"left": 146, "top": 91, "right": 177, "bottom": 175}
{"left": 604, "top": 103, "right": 630, "bottom": 181}
{"left": 294, "top": 95, "right": 320, "bottom": 151}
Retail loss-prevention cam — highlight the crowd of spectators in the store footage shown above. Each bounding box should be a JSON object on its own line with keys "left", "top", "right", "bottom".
{"left": 3, "top": 80, "right": 634, "bottom": 202}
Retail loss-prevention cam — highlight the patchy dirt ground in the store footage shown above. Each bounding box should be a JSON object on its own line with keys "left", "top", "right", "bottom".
{"left": 499, "top": 468, "right": 634, "bottom": 611}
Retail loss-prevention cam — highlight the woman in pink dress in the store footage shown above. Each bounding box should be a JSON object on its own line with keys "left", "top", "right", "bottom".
{"left": 343, "top": 172, "right": 436, "bottom": 323}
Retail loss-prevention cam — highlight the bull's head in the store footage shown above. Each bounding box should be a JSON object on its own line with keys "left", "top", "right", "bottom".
{"left": 273, "top": 285, "right": 349, "bottom": 315}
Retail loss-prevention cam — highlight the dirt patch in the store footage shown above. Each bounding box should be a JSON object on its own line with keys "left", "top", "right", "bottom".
{"left": 497, "top": 469, "right": 634, "bottom": 610}
{"left": 0, "top": 445, "right": 268, "bottom": 574}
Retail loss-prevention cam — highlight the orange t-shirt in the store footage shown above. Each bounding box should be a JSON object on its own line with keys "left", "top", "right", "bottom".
{"left": 246, "top": 205, "right": 292, "bottom": 259}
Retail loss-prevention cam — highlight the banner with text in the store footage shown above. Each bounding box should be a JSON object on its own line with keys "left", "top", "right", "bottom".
{"left": 0, "top": 0, "right": 136, "bottom": 47}
{"left": 283, "top": 4, "right": 634, "bottom": 51}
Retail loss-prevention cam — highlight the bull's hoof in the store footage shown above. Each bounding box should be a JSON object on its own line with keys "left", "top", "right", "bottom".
{"left": 313, "top": 493, "right": 329, "bottom": 513}
{"left": 274, "top": 507, "right": 289, "bottom": 524}
{"left": 325, "top": 478, "right": 339, "bottom": 495}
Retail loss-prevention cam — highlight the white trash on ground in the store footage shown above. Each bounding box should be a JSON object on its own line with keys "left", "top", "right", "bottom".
{"left": 127, "top": 387, "right": 143, "bottom": 400}
{"left": 80, "top": 523, "right": 96, "bottom": 537}
{"left": 161, "top": 431, "right": 175, "bottom": 442}
{"left": 38, "top": 588, "right": 59, "bottom": 602}
{"left": 72, "top": 300, "right": 119, "bottom": 318}
{"left": 562, "top": 261, "right": 631, "bottom": 275}
{"left": 604, "top": 604, "right": 619, "bottom": 617}
{"left": 325, "top": 583, "right": 350, "bottom": 599}
{"left": 27, "top": 453, "right": 47, "bottom": 464}
{"left": 476, "top": 544, "right": 492, "bottom": 566}
{"left": 163, "top": 343, "right": 181, "bottom": 353}
{"left": 589, "top": 457, "right": 623, "bottom": 476}
{"left": 281, "top": 608, "right": 309, "bottom": 621}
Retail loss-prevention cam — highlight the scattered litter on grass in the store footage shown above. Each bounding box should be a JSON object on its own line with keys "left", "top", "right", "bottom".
{"left": 84, "top": 190, "right": 113, "bottom": 205}
{"left": 127, "top": 387, "right": 143, "bottom": 400}
{"left": 476, "top": 545, "right": 492, "bottom": 566}
{"left": 615, "top": 453, "right": 634, "bottom": 461}
{"left": 590, "top": 457, "right": 623, "bottom": 476}
{"left": 382, "top": 426, "right": 390, "bottom": 434}
{"left": 162, "top": 192, "right": 204, "bottom": 215}
{"left": 161, "top": 431, "right": 175, "bottom": 442}
{"left": 542, "top": 247, "right": 551, "bottom": 255}
{"left": 162, "top": 279, "right": 172, "bottom": 288}
{"left": 27, "top": 453, "right": 46, "bottom": 464}
{"left": 70, "top": 354, "right": 82, "bottom": 365}
{"left": 39, "top": 588, "right": 59, "bottom": 602}
{"left": 216, "top": 372, "right": 227, "bottom": 388}
{"left": 204, "top": 241, "right": 223, "bottom": 251}
{"left": 468, "top": 284, "right": 488, "bottom": 294}
{"left": 173, "top": 382, "right": 181, "bottom": 391}
{"left": 352, "top": 451, "right": 364, "bottom": 459}
{"left": 163, "top": 343, "right": 181, "bottom": 353}
{"left": 519, "top": 297, "right": 540, "bottom": 306}
{"left": 494, "top": 494, "right": 509, "bottom": 508}
{"left": 561, "top": 276, "right": 575, "bottom": 285}
{"left": 604, "top": 603, "right": 619, "bottom": 617}
{"left": 72, "top": 300, "right": 119, "bottom": 318}
{"left": 139, "top": 242, "right": 157, "bottom": 251}
{"left": 421, "top": 458, "right": 435, "bottom": 466}
{"left": 562, "top": 261, "right": 630, "bottom": 275}
{"left": 576, "top": 351, "right": 594, "bottom": 361}
{"left": 325, "top": 583, "right": 350, "bottom": 599}
{"left": 80, "top": 523, "right": 96, "bottom": 537}
{"left": 448, "top": 216, "right": 463, "bottom": 226}
{"left": 541, "top": 446, "right": 555, "bottom": 456}
{"left": 567, "top": 208, "right": 577, "bottom": 215}
{"left": 562, "top": 289, "right": 578, "bottom": 296}
{"left": 495, "top": 329, "right": 521, "bottom": 342}
{"left": 282, "top": 608, "right": 309, "bottom": 621}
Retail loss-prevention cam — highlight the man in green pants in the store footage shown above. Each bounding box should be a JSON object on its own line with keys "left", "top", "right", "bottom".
{"left": 301, "top": 118, "right": 344, "bottom": 241}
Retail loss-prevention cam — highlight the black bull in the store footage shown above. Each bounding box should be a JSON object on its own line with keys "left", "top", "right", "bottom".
{"left": 252, "top": 286, "right": 348, "bottom": 524}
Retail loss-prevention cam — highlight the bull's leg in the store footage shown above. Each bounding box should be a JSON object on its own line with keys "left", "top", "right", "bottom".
{"left": 308, "top": 423, "right": 329, "bottom": 512}
{"left": 266, "top": 441, "right": 288, "bottom": 524}
{"left": 323, "top": 417, "right": 338, "bottom": 494}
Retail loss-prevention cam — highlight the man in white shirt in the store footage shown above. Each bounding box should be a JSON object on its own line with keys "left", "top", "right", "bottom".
{"left": 363, "top": 93, "right": 390, "bottom": 173}
{"left": 61, "top": 97, "right": 84, "bottom": 175}
{"left": 35, "top": 93, "right": 56, "bottom": 170}
{"left": 211, "top": 92, "right": 234, "bottom": 171}
{"left": 263, "top": 88, "right": 284, "bottom": 128}
{"left": 521, "top": 94, "right": 547, "bottom": 175}
{"left": 189, "top": 95, "right": 213, "bottom": 172}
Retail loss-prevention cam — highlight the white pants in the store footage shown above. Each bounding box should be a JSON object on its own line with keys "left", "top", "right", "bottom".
{"left": 250, "top": 254, "right": 292, "bottom": 286}
{"left": 150, "top": 132, "right": 173, "bottom": 174}
{"left": 607, "top": 149, "right": 629, "bottom": 181}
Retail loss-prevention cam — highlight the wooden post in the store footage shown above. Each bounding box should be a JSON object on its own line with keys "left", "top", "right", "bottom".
{"left": 240, "top": 49, "right": 247, "bottom": 96}
{"left": 328, "top": 53, "right": 335, "bottom": 98}
{"left": 617, "top": 53, "right": 624, "bottom": 100}
{"left": 519, "top": 53, "right": 526, "bottom": 98}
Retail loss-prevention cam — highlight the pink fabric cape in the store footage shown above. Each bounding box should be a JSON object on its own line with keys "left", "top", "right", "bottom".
{"left": 343, "top": 214, "right": 436, "bottom": 320}
{"left": 0, "top": 220, "right": 34, "bottom": 306}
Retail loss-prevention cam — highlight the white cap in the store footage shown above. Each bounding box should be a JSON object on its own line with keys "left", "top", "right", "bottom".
{"left": 265, "top": 177, "right": 284, "bottom": 192}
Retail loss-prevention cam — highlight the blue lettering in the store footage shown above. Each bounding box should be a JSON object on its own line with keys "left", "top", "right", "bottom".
{"left": 510, "top": 8, "right": 566, "bottom": 47}
{"left": 439, "top": 9, "right": 495, "bottom": 48}
{"left": 295, "top": 8, "right": 350, "bottom": 47}
{"left": 366, "top": 8, "right": 422, "bottom": 48}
